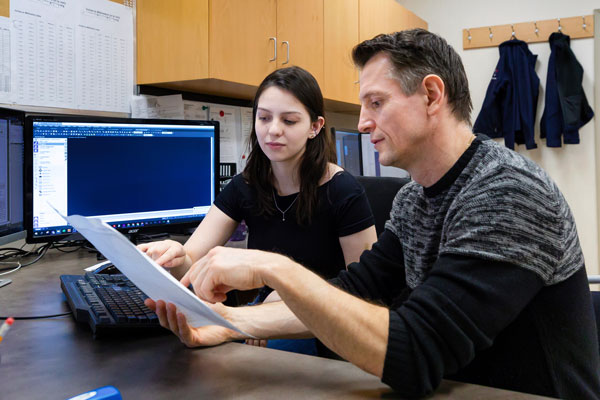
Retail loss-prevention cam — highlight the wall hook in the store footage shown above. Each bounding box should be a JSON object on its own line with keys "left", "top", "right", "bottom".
{"left": 488, "top": 27, "right": 493, "bottom": 40}
{"left": 557, "top": 17, "right": 562, "bottom": 31}
{"left": 467, "top": 29, "right": 472, "bottom": 42}
{"left": 534, "top": 21, "right": 539, "bottom": 35}
{"left": 582, "top": 16, "right": 587, "bottom": 30}
{"left": 511, "top": 24, "right": 516, "bottom": 38}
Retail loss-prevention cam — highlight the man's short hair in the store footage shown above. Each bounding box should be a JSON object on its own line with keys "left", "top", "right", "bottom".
{"left": 352, "top": 29, "right": 473, "bottom": 125}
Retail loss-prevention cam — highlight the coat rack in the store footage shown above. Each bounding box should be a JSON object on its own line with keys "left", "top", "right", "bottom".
{"left": 463, "top": 15, "right": 594, "bottom": 50}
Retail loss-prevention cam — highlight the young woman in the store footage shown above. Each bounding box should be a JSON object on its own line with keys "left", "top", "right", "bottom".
{"left": 139, "top": 66, "right": 377, "bottom": 356}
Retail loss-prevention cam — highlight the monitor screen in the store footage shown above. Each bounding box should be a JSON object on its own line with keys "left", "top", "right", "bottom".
{"left": 24, "top": 116, "right": 219, "bottom": 243}
{"left": 332, "top": 127, "right": 362, "bottom": 176}
{"left": 360, "top": 132, "right": 410, "bottom": 179}
{"left": 360, "top": 133, "right": 380, "bottom": 177}
{"left": 0, "top": 108, "right": 26, "bottom": 246}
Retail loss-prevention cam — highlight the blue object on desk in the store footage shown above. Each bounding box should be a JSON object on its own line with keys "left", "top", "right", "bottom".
{"left": 66, "top": 385, "right": 122, "bottom": 400}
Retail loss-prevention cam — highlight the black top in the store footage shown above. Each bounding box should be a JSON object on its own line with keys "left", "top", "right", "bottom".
{"left": 214, "top": 171, "right": 375, "bottom": 279}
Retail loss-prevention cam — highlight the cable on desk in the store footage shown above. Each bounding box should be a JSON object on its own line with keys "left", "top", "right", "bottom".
{"left": 0, "top": 240, "right": 86, "bottom": 273}
{"left": 51, "top": 240, "right": 87, "bottom": 253}
{"left": 0, "top": 243, "right": 51, "bottom": 272}
{"left": 0, "top": 312, "right": 72, "bottom": 320}
{"left": 0, "top": 261, "right": 21, "bottom": 276}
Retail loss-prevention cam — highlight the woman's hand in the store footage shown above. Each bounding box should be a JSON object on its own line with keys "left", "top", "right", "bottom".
{"left": 138, "top": 240, "right": 190, "bottom": 269}
{"left": 245, "top": 338, "right": 268, "bottom": 347}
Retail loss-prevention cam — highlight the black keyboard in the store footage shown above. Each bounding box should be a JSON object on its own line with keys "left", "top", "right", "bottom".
{"left": 61, "top": 272, "right": 162, "bottom": 338}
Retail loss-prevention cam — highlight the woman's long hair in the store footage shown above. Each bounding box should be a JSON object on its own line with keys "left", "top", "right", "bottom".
{"left": 242, "top": 66, "right": 336, "bottom": 225}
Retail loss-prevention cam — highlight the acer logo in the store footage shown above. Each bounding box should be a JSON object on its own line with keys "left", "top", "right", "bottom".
{"left": 128, "top": 229, "right": 139, "bottom": 233}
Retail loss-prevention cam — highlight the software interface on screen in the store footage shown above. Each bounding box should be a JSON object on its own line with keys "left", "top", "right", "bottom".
{"left": 31, "top": 120, "right": 217, "bottom": 241}
{"left": 334, "top": 130, "right": 362, "bottom": 176}
{"left": 0, "top": 113, "right": 24, "bottom": 243}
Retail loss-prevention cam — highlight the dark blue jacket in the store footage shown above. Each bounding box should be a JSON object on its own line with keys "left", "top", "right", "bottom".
{"left": 540, "top": 32, "right": 594, "bottom": 147}
{"left": 474, "top": 39, "right": 539, "bottom": 150}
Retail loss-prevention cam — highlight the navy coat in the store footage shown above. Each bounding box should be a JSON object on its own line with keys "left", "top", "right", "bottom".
{"left": 474, "top": 39, "right": 539, "bottom": 150}
{"left": 540, "top": 32, "right": 594, "bottom": 147}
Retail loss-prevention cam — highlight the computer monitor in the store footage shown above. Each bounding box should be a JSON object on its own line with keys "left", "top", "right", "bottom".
{"left": 24, "top": 115, "right": 219, "bottom": 243}
{"left": 332, "top": 127, "right": 362, "bottom": 176}
{"left": 360, "top": 132, "right": 410, "bottom": 179}
{"left": 0, "top": 108, "right": 26, "bottom": 246}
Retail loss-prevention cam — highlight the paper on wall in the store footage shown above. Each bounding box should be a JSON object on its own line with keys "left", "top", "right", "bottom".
{"left": 183, "top": 100, "right": 210, "bottom": 120}
{"left": 130, "top": 94, "right": 184, "bottom": 119}
{"left": 10, "top": 0, "right": 134, "bottom": 112}
{"left": 239, "top": 107, "right": 253, "bottom": 170}
{"left": 209, "top": 104, "right": 240, "bottom": 164}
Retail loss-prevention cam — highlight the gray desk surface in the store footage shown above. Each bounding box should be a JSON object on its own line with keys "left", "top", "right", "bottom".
{"left": 0, "top": 247, "right": 552, "bottom": 399}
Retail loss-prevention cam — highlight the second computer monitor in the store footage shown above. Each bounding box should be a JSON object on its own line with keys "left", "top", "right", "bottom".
{"left": 24, "top": 116, "right": 219, "bottom": 243}
{"left": 332, "top": 127, "right": 362, "bottom": 176}
{"left": 0, "top": 107, "right": 26, "bottom": 246}
{"left": 332, "top": 126, "right": 410, "bottom": 179}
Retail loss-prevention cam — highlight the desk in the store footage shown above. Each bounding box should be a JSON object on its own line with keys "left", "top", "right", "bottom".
{"left": 0, "top": 248, "right": 552, "bottom": 399}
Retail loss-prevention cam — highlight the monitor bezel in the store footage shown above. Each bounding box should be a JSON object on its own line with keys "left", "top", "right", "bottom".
{"left": 24, "top": 114, "right": 220, "bottom": 244}
{"left": 0, "top": 107, "right": 26, "bottom": 246}
{"left": 331, "top": 126, "right": 364, "bottom": 176}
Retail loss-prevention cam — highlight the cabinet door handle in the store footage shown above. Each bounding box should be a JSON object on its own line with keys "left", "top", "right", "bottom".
{"left": 269, "top": 37, "right": 277, "bottom": 61}
{"left": 282, "top": 41, "right": 289, "bottom": 64}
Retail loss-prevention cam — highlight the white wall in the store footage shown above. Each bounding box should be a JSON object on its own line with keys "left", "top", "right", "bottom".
{"left": 397, "top": 0, "right": 599, "bottom": 275}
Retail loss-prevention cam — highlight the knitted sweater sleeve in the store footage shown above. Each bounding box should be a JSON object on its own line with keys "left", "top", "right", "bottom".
{"left": 330, "top": 228, "right": 406, "bottom": 305}
{"left": 330, "top": 229, "right": 545, "bottom": 397}
{"left": 382, "top": 253, "right": 543, "bottom": 397}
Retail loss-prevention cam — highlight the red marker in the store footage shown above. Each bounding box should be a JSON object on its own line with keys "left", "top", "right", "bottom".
{"left": 0, "top": 317, "right": 14, "bottom": 343}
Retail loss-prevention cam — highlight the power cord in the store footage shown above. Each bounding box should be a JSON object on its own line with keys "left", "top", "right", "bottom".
{"left": 0, "top": 240, "right": 87, "bottom": 274}
{"left": 0, "top": 261, "right": 22, "bottom": 276}
{"left": 0, "top": 243, "right": 50, "bottom": 273}
{"left": 0, "top": 312, "right": 72, "bottom": 320}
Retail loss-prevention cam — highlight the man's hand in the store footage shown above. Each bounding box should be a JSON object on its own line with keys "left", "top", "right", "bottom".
{"left": 145, "top": 299, "right": 238, "bottom": 347}
{"left": 181, "top": 246, "right": 290, "bottom": 303}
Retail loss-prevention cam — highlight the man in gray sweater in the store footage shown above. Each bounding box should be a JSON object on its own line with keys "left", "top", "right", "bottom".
{"left": 146, "top": 29, "right": 600, "bottom": 399}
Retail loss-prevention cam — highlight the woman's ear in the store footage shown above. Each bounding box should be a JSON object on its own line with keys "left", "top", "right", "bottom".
{"left": 310, "top": 116, "right": 325, "bottom": 139}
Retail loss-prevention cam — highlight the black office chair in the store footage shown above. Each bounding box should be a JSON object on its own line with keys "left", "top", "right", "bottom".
{"left": 356, "top": 175, "right": 410, "bottom": 237}
{"left": 589, "top": 275, "right": 600, "bottom": 349}
{"left": 591, "top": 291, "right": 600, "bottom": 349}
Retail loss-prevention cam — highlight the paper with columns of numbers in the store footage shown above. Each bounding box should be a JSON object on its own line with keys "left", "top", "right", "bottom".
{"left": 65, "top": 213, "right": 250, "bottom": 335}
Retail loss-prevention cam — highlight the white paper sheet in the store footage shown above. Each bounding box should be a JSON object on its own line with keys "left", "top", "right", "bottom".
{"left": 8, "top": 0, "right": 133, "bottom": 112}
{"left": 65, "top": 213, "right": 248, "bottom": 334}
{"left": 209, "top": 105, "right": 240, "bottom": 163}
{"left": 183, "top": 100, "right": 210, "bottom": 120}
{"left": 130, "top": 94, "right": 184, "bottom": 119}
{"left": 239, "top": 107, "right": 253, "bottom": 170}
{"left": 0, "top": 17, "right": 11, "bottom": 104}
{"left": 75, "top": 0, "right": 133, "bottom": 112}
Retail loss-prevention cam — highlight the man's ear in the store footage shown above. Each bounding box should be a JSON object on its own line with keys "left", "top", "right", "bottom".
{"left": 422, "top": 74, "right": 445, "bottom": 116}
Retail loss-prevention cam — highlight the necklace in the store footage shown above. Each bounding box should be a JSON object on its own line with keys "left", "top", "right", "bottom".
{"left": 272, "top": 189, "right": 299, "bottom": 222}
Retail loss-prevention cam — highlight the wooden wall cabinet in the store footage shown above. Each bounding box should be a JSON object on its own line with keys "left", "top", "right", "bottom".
{"left": 137, "top": 0, "right": 426, "bottom": 112}
{"left": 324, "top": 0, "right": 428, "bottom": 110}
{"left": 209, "top": 0, "right": 324, "bottom": 86}
{"left": 208, "top": 0, "right": 277, "bottom": 88}
{"left": 359, "top": 0, "right": 428, "bottom": 44}
{"left": 137, "top": 0, "right": 209, "bottom": 85}
{"left": 323, "top": 0, "right": 360, "bottom": 108}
